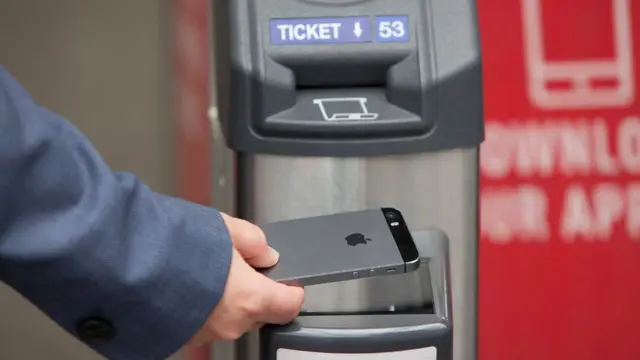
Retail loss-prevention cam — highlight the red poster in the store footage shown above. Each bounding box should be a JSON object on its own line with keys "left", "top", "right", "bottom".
{"left": 173, "top": 0, "right": 212, "bottom": 207}
{"left": 173, "top": 0, "right": 212, "bottom": 359}
{"left": 478, "top": 0, "right": 640, "bottom": 359}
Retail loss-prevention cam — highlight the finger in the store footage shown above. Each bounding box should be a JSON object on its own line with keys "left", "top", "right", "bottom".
{"left": 203, "top": 252, "right": 262, "bottom": 341}
{"left": 220, "top": 213, "right": 279, "bottom": 268}
{"left": 256, "top": 278, "right": 305, "bottom": 325}
{"left": 213, "top": 314, "right": 254, "bottom": 341}
{"left": 252, "top": 322, "right": 266, "bottom": 330}
{"left": 207, "top": 300, "right": 255, "bottom": 341}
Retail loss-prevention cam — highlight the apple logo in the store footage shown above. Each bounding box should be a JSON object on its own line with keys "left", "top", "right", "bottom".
{"left": 345, "top": 233, "right": 372, "bottom": 246}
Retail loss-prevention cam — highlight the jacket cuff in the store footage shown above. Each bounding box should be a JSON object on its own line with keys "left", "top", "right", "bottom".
{"left": 80, "top": 193, "right": 233, "bottom": 359}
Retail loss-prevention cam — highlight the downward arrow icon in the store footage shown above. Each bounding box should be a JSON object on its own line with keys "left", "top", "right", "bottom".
{"left": 353, "top": 22, "right": 363, "bottom": 38}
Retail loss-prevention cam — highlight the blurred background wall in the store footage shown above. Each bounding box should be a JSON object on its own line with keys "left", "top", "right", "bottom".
{"left": 1, "top": 0, "right": 640, "bottom": 360}
{"left": 0, "top": 0, "right": 177, "bottom": 359}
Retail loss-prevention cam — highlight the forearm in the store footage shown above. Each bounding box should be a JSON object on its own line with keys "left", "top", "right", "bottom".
{"left": 0, "top": 67, "right": 232, "bottom": 359}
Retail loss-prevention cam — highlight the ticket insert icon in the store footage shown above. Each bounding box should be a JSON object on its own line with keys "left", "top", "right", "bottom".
{"left": 313, "top": 97, "right": 379, "bottom": 121}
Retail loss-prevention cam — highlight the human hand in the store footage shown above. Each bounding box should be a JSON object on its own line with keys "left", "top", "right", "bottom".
{"left": 188, "top": 213, "right": 305, "bottom": 345}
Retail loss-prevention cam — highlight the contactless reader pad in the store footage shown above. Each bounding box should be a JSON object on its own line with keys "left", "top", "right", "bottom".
{"left": 213, "top": 0, "right": 484, "bottom": 157}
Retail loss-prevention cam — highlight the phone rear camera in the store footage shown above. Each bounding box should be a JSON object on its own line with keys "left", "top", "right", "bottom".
{"left": 385, "top": 211, "right": 399, "bottom": 222}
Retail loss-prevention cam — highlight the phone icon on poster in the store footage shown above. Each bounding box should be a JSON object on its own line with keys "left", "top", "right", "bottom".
{"left": 521, "top": 0, "right": 634, "bottom": 110}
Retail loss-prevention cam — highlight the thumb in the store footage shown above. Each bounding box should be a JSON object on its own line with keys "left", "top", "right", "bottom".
{"left": 220, "top": 212, "right": 279, "bottom": 268}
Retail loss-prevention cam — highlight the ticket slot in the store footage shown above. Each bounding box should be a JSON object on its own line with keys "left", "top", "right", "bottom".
{"left": 256, "top": 45, "right": 426, "bottom": 140}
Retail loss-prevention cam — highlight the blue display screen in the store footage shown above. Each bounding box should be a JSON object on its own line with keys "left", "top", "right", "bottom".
{"left": 269, "top": 15, "right": 409, "bottom": 45}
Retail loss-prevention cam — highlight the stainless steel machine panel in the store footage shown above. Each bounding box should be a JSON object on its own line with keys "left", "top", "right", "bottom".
{"left": 237, "top": 150, "right": 478, "bottom": 360}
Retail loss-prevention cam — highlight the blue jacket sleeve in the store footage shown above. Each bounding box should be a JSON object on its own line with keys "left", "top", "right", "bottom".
{"left": 0, "top": 67, "right": 233, "bottom": 359}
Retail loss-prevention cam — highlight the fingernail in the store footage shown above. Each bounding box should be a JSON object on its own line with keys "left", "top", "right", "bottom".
{"left": 269, "top": 247, "right": 280, "bottom": 259}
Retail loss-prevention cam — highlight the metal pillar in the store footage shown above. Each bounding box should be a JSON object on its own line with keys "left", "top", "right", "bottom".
{"left": 238, "top": 151, "right": 478, "bottom": 359}
{"left": 209, "top": 0, "right": 482, "bottom": 359}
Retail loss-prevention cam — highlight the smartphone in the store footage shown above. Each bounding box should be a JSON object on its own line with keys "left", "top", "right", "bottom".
{"left": 521, "top": 0, "right": 633, "bottom": 109}
{"left": 259, "top": 208, "right": 421, "bottom": 286}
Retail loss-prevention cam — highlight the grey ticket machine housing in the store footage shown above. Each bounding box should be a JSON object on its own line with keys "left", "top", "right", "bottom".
{"left": 214, "top": 0, "right": 483, "bottom": 157}
{"left": 258, "top": 229, "right": 453, "bottom": 360}
{"left": 212, "top": 0, "right": 483, "bottom": 359}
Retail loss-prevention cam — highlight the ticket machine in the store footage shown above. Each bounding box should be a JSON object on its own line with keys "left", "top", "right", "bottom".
{"left": 208, "top": 0, "right": 483, "bottom": 359}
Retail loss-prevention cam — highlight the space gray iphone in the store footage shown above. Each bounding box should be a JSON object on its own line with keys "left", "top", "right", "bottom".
{"left": 259, "top": 208, "right": 421, "bottom": 286}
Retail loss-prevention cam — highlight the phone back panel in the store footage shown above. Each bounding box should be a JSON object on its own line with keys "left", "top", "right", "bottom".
{"left": 260, "top": 209, "right": 405, "bottom": 285}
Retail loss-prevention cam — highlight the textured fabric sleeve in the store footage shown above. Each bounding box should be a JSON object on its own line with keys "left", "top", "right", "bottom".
{"left": 0, "top": 66, "right": 232, "bottom": 359}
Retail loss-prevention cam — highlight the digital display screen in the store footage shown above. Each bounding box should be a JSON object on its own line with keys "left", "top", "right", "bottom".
{"left": 375, "top": 15, "right": 410, "bottom": 43}
{"left": 269, "top": 15, "right": 409, "bottom": 45}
